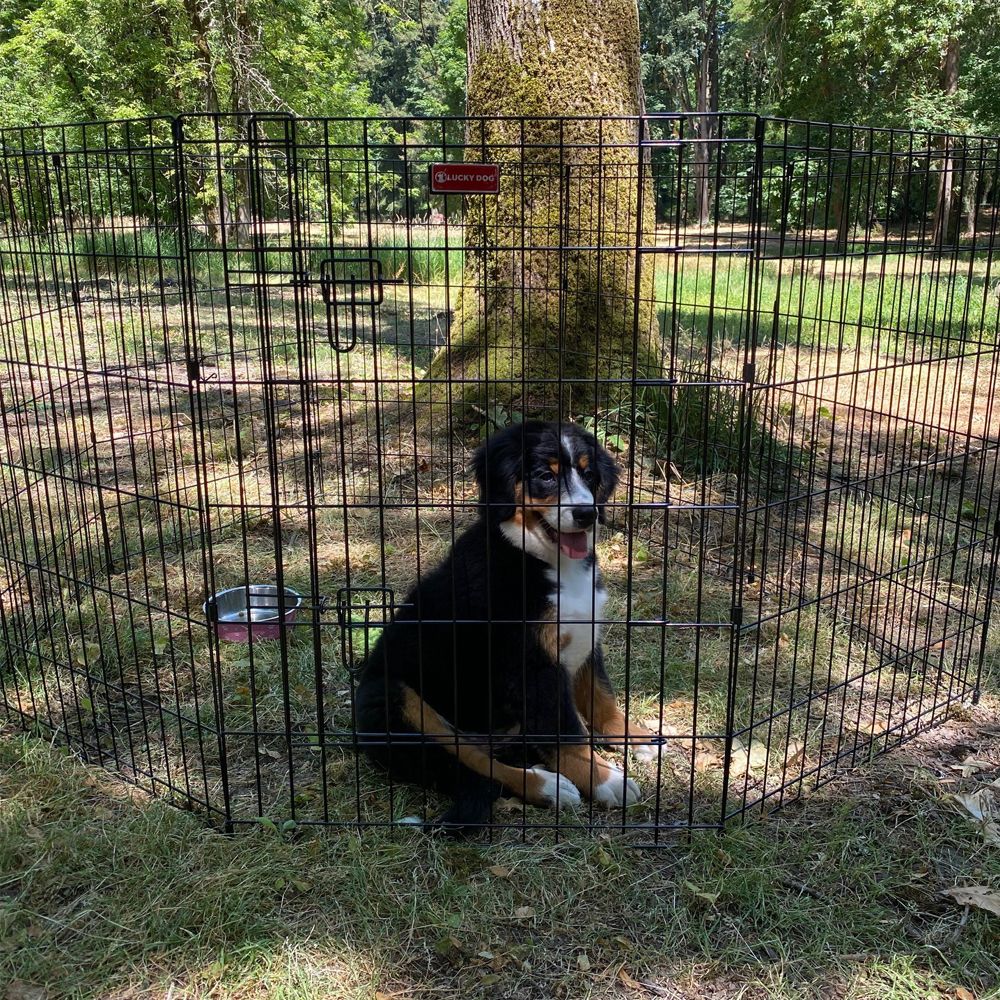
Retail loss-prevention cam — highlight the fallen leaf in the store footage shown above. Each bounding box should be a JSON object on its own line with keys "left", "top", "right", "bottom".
{"left": 488, "top": 865, "right": 512, "bottom": 878}
{"left": 942, "top": 886, "right": 1000, "bottom": 917}
{"left": 641, "top": 718, "right": 677, "bottom": 738}
{"left": 952, "top": 792, "right": 989, "bottom": 822}
{"left": 619, "top": 968, "right": 645, "bottom": 991}
{"left": 632, "top": 980, "right": 675, "bottom": 998}
{"left": 784, "top": 739, "right": 806, "bottom": 769}
{"left": 929, "top": 639, "right": 955, "bottom": 651}
{"left": 492, "top": 798, "right": 525, "bottom": 814}
{"left": 576, "top": 952, "right": 591, "bottom": 972}
{"left": 954, "top": 988, "right": 975, "bottom": 1000}
{"left": 728, "top": 739, "right": 769, "bottom": 776}
{"left": 433, "top": 934, "right": 463, "bottom": 961}
{"left": 950, "top": 758, "right": 991, "bottom": 778}
{"left": 595, "top": 846, "right": 615, "bottom": 869}
{"left": 683, "top": 880, "right": 719, "bottom": 905}
{"left": 513, "top": 905, "right": 536, "bottom": 919}
{"left": 694, "top": 750, "right": 721, "bottom": 773}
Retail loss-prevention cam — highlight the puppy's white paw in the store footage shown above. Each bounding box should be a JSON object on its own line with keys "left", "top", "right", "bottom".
{"left": 593, "top": 765, "right": 641, "bottom": 807}
{"left": 631, "top": 742, "right": 663, "bottom": 764}
{"left": 529, "top": 767, "right": 581, "bottom": 810}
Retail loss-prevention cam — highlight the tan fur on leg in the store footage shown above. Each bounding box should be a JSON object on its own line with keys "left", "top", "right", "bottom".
{"left": 399, "top": 685, "right": 580, "bottom": 809}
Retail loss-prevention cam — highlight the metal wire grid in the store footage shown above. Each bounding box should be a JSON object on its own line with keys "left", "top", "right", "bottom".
{"left": 0, "top": 113, "right": 996, "bottom": 839}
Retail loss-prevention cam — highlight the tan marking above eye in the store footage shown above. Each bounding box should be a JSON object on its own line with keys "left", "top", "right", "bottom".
{"left": 522, "top": 492, "right": 556, "bottom": 510}
{"left": 548, "top": 459, "right": 561, "bottom": 475}
{"left": 577, "top": 454, "right": 589, "bottom": 470}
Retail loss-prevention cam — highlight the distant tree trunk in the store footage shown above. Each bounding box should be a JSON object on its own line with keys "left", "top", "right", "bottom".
{"left": 832, "top": 139, "right": 856, "bottom": 253}
{"left": 182, "top": 0, "right": 226, "bottom": 244}
{"left": 228, "top": 1, "right": 256, "bottom": 242}
{"left": 419, "top": 0, "right": 660, "bottom": 421}
{"left": 963, "top": 168, "right": 981, "bottom": 238}
{"left": 693, "top": 0, "right": 718, "bottom": 225}
{"left": 932, "top": 36, "right": 960, "bottom": 247}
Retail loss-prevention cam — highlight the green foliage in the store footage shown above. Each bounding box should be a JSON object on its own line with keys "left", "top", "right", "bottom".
{"left": 411, "top": 0, "right": 467, "bottom": 117}
{"left": 0, "top": 0, "right": 372, "bottom": 126}
{"left": 640, "top": 0, "right": 1000, "bottom": 139}
{"left": 4, "top": 0, "right": 998, "bottom": 150}
{"left": 362, "top": 0, "right": 467, "bottom": 118}
{"left": 743, "top": 0, "right": 997, "bottom": 133}
{"left": 640, "top": 0, "right": 712, "bottom": 114}
{"left": 640, "top": 0, "right": 761, "bottom": 116}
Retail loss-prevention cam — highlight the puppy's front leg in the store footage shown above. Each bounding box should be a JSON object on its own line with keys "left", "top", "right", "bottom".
{"left": 574, "top": 649, "right": 662, "bottom": 762}
{"left": 526, "top": 667, "right": 640, "bottom": 808}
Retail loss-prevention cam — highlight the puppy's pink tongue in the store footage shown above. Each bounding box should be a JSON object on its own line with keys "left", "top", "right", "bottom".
{"left": 558, "top": 530, "right": 590, "bottom": 559}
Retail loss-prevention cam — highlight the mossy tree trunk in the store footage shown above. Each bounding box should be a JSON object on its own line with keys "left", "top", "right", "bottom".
{"left": 420, "top": 0, "right": 661, "bottom": 423}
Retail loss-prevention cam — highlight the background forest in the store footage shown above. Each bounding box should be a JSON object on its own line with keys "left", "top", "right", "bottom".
{"left": 0, "top": 0, "right": 997, "bottom": 136}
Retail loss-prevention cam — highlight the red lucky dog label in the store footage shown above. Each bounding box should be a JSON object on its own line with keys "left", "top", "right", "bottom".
{"left": 429, "top": 163, "right": 500, "bottom": 194}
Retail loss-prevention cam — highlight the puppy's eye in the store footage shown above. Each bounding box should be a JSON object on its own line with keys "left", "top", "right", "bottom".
{"left": 537, "top": 469, "right": 557, "bottom": 484}
{"left": 580, "top": 467, "right": 596, "bottom": 484}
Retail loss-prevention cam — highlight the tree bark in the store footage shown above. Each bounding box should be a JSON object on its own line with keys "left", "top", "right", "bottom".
{"left": 182, "top": 0, "right": 225, "bottom": 243}
{"left": 833, "top": 141, "right": 854, "bottom": 253}
{"left": 963, "top": 167, "right": 980, "bottom": 239}
{"left": 183, "top": 0, "right": 220, "bottom": 114}
{"left": 420, "top": 0, "right": 660, "bottom": 421}
{"left": 693, "top": 0, "right": 718, "bottom": 225}
{"left": 932, "top": 36, "right": 960, "bottom": 248}
{"left": 227, "top": 1, "right": 256, "bottom": 242}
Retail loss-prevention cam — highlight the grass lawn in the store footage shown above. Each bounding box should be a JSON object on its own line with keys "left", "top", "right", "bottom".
{"left": 2, "top": 685, "right": 999, "bottom": 999}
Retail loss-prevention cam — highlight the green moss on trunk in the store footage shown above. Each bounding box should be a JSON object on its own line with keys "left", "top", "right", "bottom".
{"left": 418, "top": 0, "right": 661, "bottom": 423}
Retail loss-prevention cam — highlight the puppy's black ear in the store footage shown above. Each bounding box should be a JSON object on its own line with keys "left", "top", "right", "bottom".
{"left": 593, "top": 442, "right": 619, "bottom": 525}
{"left": 472, "top": 425, "right": 523, "bottom": 526}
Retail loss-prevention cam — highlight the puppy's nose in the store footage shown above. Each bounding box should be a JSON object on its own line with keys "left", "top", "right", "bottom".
{"left": 571, "top": 506, "right": 596, "bottom": 529}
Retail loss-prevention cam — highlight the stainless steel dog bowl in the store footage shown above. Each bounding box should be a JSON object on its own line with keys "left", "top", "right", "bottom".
{"left": 204, "top": 585, "right": 303, "bottom": 643}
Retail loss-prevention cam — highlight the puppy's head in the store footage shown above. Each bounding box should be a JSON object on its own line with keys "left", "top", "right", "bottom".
{"left": 473, "top": 421, "right": 618, "bottom": 564}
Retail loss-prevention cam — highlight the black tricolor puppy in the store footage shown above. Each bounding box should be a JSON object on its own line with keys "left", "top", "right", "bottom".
{"left": 355, "top": 421, "right": 657, "bottom": 833}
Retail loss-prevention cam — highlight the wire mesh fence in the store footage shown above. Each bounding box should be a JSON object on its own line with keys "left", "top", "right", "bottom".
{"left": 0, "top": 113, "right": 997, "bottom": 840}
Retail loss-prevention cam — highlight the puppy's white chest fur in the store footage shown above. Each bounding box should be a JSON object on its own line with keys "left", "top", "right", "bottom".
{"left": 545, "top": 559, "right": 606, "bottom": 676}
